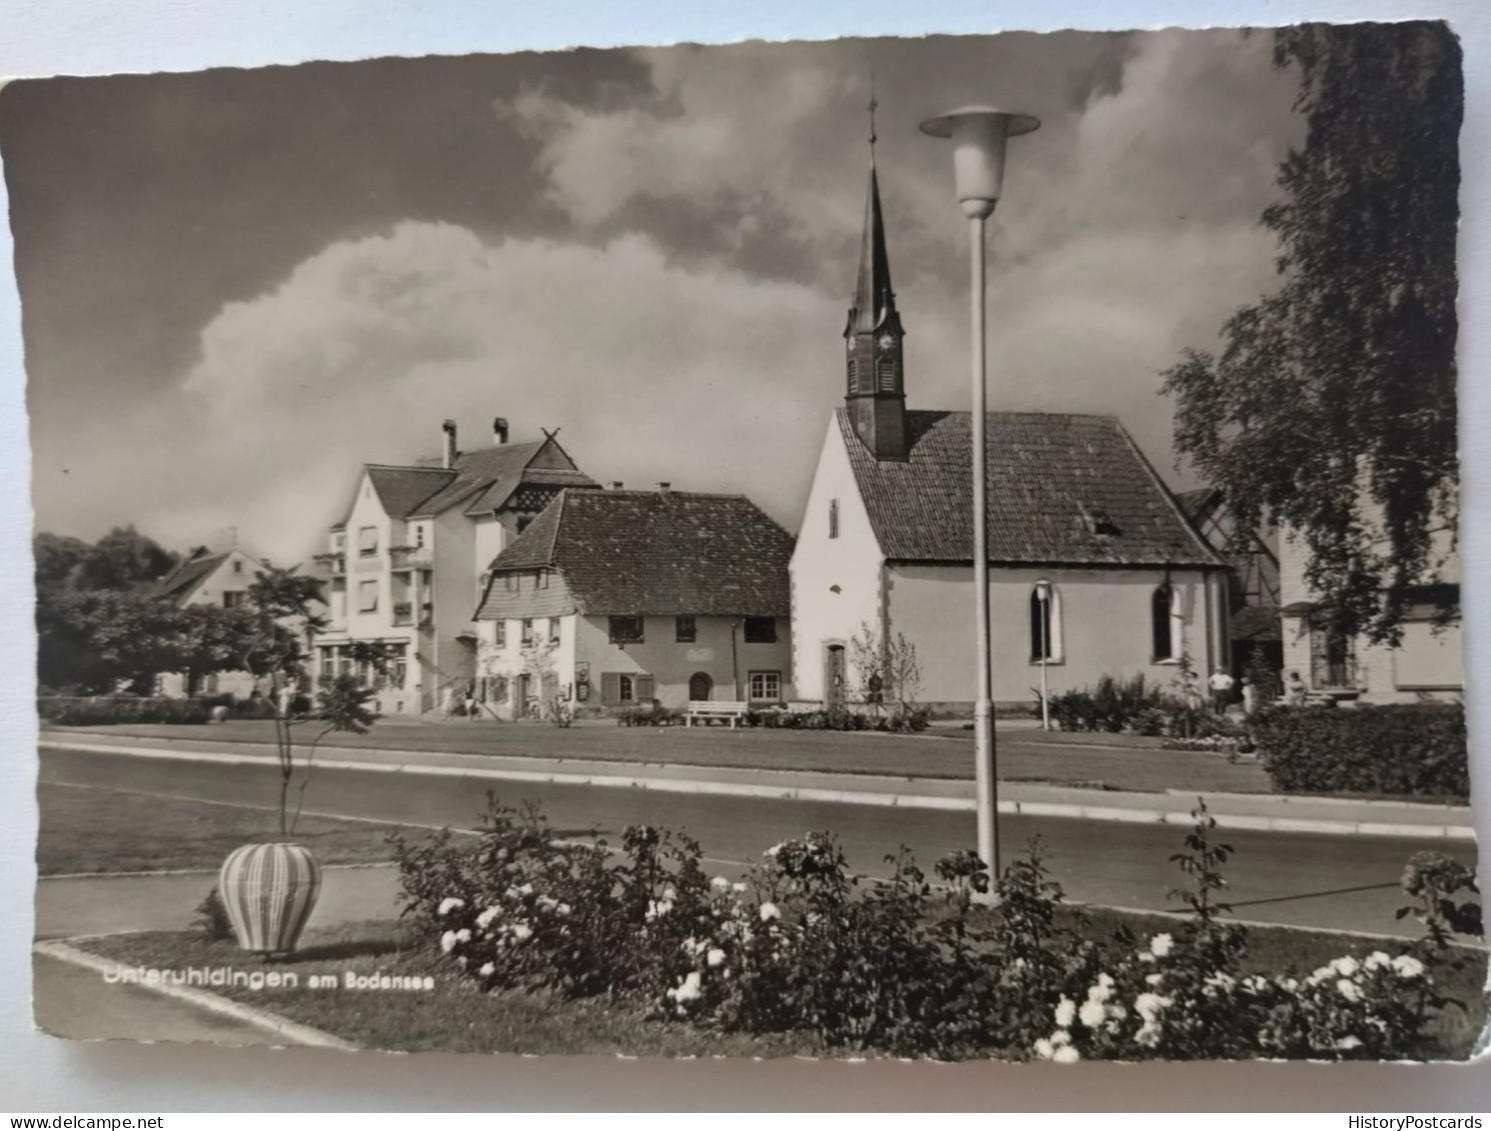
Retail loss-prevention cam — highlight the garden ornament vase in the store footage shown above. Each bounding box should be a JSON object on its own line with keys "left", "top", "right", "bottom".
{"left": 218, "top": 843, "right": 322, "bottom": 954}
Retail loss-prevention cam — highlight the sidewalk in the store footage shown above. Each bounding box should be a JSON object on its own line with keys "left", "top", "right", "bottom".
{"left": 41, "top": 732, "right": 1475, "bottom": 839}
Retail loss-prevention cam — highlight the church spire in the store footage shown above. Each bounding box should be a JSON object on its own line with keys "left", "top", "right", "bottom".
{"left": 844, "top": 86, "right": 908, "bottom": 462}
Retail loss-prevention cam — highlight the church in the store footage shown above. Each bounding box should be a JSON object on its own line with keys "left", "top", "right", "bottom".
{"left": 789, "top": 157, "right": 1232, "bottom": 714}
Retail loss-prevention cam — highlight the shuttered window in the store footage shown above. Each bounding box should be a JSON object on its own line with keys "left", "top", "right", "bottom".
{"left": 609, "top": 616, "right": 644, "bottom": 644}
{"left": 743, "top": 617, "right": 776, "bottom": 644}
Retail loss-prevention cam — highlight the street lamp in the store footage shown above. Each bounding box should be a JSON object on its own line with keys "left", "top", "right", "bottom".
{"left": 919, "top": 106, "right": 1040, "bottom": 884}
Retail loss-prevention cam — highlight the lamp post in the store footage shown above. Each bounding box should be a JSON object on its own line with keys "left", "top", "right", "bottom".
{"left": 919, "top": 106, "right": 1040, "bottom": 884}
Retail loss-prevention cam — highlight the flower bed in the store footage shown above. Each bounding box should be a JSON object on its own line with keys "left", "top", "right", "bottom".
{"left": 37, "top": 695, "right": 212, "bottom": 726}
{"left": 392, "top": 794, "right": 1481, "bottom": 1061}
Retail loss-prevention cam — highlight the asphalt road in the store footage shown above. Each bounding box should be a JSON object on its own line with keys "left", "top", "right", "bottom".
{"left": 39, "top": 745, "right": 1475, "bottom": 937}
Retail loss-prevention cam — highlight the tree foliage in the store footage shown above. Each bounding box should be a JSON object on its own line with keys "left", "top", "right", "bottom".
{"left": 1161, "top": 22, "right": 1461, "bottom": 644}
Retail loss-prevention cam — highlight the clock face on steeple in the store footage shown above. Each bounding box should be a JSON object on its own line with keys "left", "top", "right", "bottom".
{"left": 878, "top": 333, "right": 898, "bottom": 352}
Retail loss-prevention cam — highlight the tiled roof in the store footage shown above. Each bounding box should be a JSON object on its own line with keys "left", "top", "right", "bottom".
{"left": 838, "top": 409, "right": 1224, "bottom": 568}
{"left": 1175, "top": 486, "right": 1219, "bottom": 520}
{"left": 476, "top": 489, "right": 794, "bottom": 618}
{"left": 367, "top": 466, "right": 455, "bottom": 519}
{"left": 153, "top": 551, "right": 227, "bottom": 604}
{"left": 346, "top": 439, "right": 600, "bottom": 526}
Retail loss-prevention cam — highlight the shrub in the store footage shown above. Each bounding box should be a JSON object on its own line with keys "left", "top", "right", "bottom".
{"left": 615, "top": 705, "right": 680, "bottom": 727}
{"left": 1048, "top": 674, "right": 1164, "bottom": 733}
{"left": 1253, "top": 703, "right": 1468, "bottom": 798}
{"left": 193, "top": 886, "right": 234, "bottom": 941}
{"left": 38, "top": 696, "right": 212, "bottom": 726}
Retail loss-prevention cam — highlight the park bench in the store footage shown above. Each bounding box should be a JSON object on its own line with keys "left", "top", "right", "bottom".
{"left": 685, "top": 700, "right": 750, "bottom": 727}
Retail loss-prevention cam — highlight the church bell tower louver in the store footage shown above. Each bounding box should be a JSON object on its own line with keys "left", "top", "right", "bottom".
{"left": 843, "top": 98, "right": 908, "bottom": 462}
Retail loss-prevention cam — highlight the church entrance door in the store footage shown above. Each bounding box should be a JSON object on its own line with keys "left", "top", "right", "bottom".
{"left": 688, "top": 672, "right": 713, "bottom": 702}
{"left": 824, "top": 644, "right": 846, "bottom": 712}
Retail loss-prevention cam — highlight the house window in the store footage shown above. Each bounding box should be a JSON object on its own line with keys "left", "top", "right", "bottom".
{"left": 609, "top": 616, "right": 644, "bottom": 644}
{"left": 414, "top": 525, "right": 425, "bottom": 548}
{"left": 743, "top": 617, "right": 776, "bottom": 644}
{"left": 506, "top": 574, "right": 519, "bottom": 592}
{"left": 828, "top": 498, "right": 839, "bottom": 540}
{"left": 232, "top": 560, "right": 243, "bottom": 574}
{"left": 676, "top": 615, "right": 696, "bottom": 643}
{"left": 358, "top": 526, "right": 378, "bottom": 557}
{"left": 358, "top": 580, "right": 378, "bottom": 613}
{"left": 749, "top": 671, "right": 781, "bottom": 702}
{"left": 521, "top": 618, "right": 534, "bottom": 645}
{"left": 1151, "top": 584, "right": 1181, "bottom": 662}
{"left": 1310, "top": 624, "right": 1357, "bottom": 689}
{"left": 1029, "top": 583, "right": 1062, "bottom": 662}
{"left": 619, "top": 674, "right": 634, "bottom": 703}
{"left": 493, "top": 675, "right": 509, "bottom": 702}
{"left": 223, "top": 591, "right": 245, "bottom": 609}
{"left": 549, "top": 618, "right": 561, "bottom": 645}
{"left": 390, "top": 645, "right": 408, "bottom": 690}
{"left": 539, "top": 570, "right": 549, "bottom": 590}
{"left": 319, "top": 648, "right": 335, "bottom": 681}
{"left": 494, "top": 620, "right": 507, "bottom": 648}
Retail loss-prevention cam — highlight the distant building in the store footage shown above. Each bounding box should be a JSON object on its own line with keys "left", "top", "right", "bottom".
{"left": 152, "top": 545, "right": 269, "bottom": 699}
{"left": 314, "top": 418, "right": 598, "bottom": 715}
{"left": 1176, "top": 486, "right": 1282, "bottom": 674}
{"left": 790, "top": 157, "right": 1230, "bottom": 714}
{"left": 1277, "top": 520, "right": 1462, "bottom": 704}
{"left": 472, "top": 488, "right": 794, "bottom": 718}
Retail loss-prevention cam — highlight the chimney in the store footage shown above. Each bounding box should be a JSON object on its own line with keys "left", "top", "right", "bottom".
{"left": 611, "top": 481, "right": 624, "bottom": 490}
{"left": 441, "top": 420, "right": 457, "bottom": 469}
{"left": 658, "top": 482, "right": 671, "bottom": 492}
{"left": 493, "top": 416, "right": 509, "bottom": 446}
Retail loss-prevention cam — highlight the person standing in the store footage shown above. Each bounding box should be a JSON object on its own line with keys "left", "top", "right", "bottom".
{"left": 1207, "top": 668, "right": 1235, "bottom": 713}
{"left": 1284, "top": 671, "right": 1308, "bottom": 707}
{"left": 440, "top": 682, "right": 456, "bottom": 720}
{"left": 1240, "top": 675, "right": 1257, "bottom": 717}
{"left": 463, "top": 683, "right": 478, "bottom": 721}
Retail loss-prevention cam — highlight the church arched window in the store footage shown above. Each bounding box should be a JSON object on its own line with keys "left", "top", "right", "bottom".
{"left": 1151, "top": 583, "right": 1183, "bottom": 661}
{"left": 846, "top": 357, "right": 858, "bottom": 392}
{"left": 1029, "top": 581, "right": 1062, "bottom": 662}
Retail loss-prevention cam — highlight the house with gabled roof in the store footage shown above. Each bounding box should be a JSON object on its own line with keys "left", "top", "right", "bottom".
{"left": 314, "top": 417, "right": 599, "bottom": 714}
{"left": 152, "top": 544, "right": 274, "bottom": 699}
{"left": 791, "top": 158, "right": 1230, "bottom": 713}
{"left": 472, "top": 487, "right": 794, "bottom": 718}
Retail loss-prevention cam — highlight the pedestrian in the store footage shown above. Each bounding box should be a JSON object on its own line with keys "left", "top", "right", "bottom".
{"left": 440, "top": 682, "right": 456, "bottom": 720}
{"left": 1240, "top": 675, "right": 1257, "bottom": 717}
{"left": 463, "top": 683, "right": 478, "bottom": 721}
{"left": 1207, "top": 667, "right": 1235, "bottom": 713}
{"left": 1284, "top": 670, "right": 1308, "bottom": 707}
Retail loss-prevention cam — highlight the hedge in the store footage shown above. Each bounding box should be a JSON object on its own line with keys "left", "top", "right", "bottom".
{"left": 38, "top": 696, "right": 213, "bottom": 726}
{"left": 1252, "top": 704, "right": 1468, "bottom": 799}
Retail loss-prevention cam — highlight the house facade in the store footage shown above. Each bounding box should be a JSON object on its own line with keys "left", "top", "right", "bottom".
{"left": 1277, "top": 522, "right": 1462, "bottom": 704}
{"left": 790, "top": 159, "right": 1230, "bottom": 714}
{"left": 313, "top": 417, "right": 598, "bottom": 715}
{"left": 472, "top": 488, "right": 794, "bottom": 718}
{"left": 152, "top": 545, "right": 273, "bottom": 699}
{"left": 1177, "top": 486, "right": 1282, "bottom": 674}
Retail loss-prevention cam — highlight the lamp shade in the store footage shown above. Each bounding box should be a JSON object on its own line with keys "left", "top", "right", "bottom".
{"left": 919, "top": 106, "right": 1041, "bottom": 218}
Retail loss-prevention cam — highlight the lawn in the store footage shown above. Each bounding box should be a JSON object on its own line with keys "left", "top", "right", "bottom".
{"left": 73, "top": 906, "right": 1486, "bottom": 1059}
{"left": 36, "top": 782, "right": 462, "bottom": 876}
{"left": 42, "top": 717, "right": 1275, "bottom": 795}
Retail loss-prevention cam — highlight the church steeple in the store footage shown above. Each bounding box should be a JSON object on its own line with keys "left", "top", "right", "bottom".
{"left": 844, "top": 93, "right": 908, "bottom": 462}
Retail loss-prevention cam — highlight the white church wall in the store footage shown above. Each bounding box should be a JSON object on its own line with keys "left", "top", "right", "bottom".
{"left": 789, "top": 416, "right": 886, "bottom": 702}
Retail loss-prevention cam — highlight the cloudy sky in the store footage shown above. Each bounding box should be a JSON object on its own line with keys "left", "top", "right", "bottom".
{"left": 2, "top": 29, "right": 1303, "bottom": 563}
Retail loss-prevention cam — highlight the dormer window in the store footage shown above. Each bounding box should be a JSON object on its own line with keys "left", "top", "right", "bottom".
{"left": 1079, "top": 503, "right": 1120, "bottom": 537}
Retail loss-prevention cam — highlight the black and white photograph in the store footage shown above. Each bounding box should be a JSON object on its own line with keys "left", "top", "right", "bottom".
{"left": 3, "top": 17, "right": 1482, "bottom": 1068}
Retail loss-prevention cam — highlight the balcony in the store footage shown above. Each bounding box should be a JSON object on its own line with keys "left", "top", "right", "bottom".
{"left": 420, "top": 602, "right": 434, "bottom": 626}
{"left": 389, "top": 545, "right": 433, "bottom": 570}
{"left": 313, "top": 552, "right": 346, "bottom": 577}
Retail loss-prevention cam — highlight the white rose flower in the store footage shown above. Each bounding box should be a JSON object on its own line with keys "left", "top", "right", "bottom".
{"left": 512, "top": 923, "right": 533, "bottom": 942}
{"left": 1149, "top": 934, "right": 1174, "bottom": 958}
{"left": 1391, "top": 955, "right": 1425, "bottom": 980}
{"left": 518, "top": 883, "right": 534, "bottom": 896}
{"left": 1335, "top": 1035, "right": 1363, "bottom": 1051}
{"left": 711, "top": 876, "right": 731, "bottom": 892}
{"left": 707, "top": 948, "right": 726, "bottom": 968}
{"left": 479, "top": 962, "right": 495, "bottom": 977}
{"left": 1135, "top": 1022, "right": 1162, "bottom": 1048}
{"left": 1052, "top": 1045, "right": 1080, "bottom": 1064}
{"left": 673, "top": 971, "right": 703, "bottom": 1003}
{"left": 437, "top": 897, "right": 466, "bottom": 917}
{"left": 1054, "top": 998, "right": 1076, "bottom": 1029}
{"left": 1332, "top": 956, "right": 1360, "bottom": 978}
{"left": 1364, "top": 951, "right": 1392, "bottom": 971}
{"left": 557, "top": 904, "right": 572, "bottom": 917}
{"left": 764, "top": 843, "right": 786, "bottom": 859}
{"left": 440, "top": 930, "right": 458, "bottom": 954}
{"left": 476, "top": 907, "right": 502, "bottom": 930}
{"left": 1135, "top": 993, "right": 1166, "bottom": 1023}
{"left": 759, "top": 902, "right": 781, "bottom": 923}
{"left": 1144, "top": 973, "right": 1165, "bottom": 987}
{"left": 1078, "top": 999, "right": 1107, "bottom": 1028}
{"left": 1336, "top": 978, "right": 1363, "bottom": 1002}
{"left": 1033, "top": 1038, "right": 1055, "bottom": 1061}
{"left": 732, "top": 881, "right": 748, "bottom": 894}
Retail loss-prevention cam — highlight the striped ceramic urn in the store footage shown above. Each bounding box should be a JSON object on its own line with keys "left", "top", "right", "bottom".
{"left": 218, "top": 843, "right": 322, "bottom": 954}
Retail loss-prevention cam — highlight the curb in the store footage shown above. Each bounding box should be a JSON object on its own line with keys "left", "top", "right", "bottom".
{"left": 33, "top": 938, "right": 359, "bottom": 1051}
{"left": 41, "top": 738, "right": 1475, "bottom": 841}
